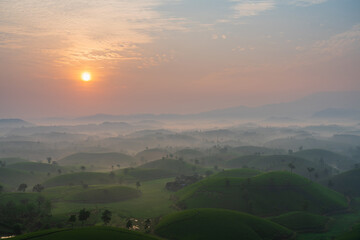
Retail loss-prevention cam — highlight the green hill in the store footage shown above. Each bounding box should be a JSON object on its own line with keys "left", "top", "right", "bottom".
{"left": 212, "top": 168, "right": 262, "bottom": 178}
{"left": 135, "top": 148, "right": 168, "bottom": 162}
{"left": 43, "top": 172, "right": 118, "bottom": 187}
{"left": 139, "top": 158, "right": 201, "bottom": 175}
{"left": 325, "top": 169, "right": 360, "bottom": 197}
{"left": 10, "top": 226, "right": 160, "bottom": 240}
{"left": 176, "top": 171, "right": 347, "bottom": 216}
{"left": 58, "top": 152, "right": 135, "bottom": 168}
{"left": 154, "top": 208, "right": 295, "bottom": 240}
{"left": 269, "top": 211, "right": 329, "bottom": 232}
{"left": 66, "top": 185, "right": 141, "bottom": 203}
{"left": 7, "top": 162, "right": 66, "bottom": 174}
{"left": 226, "top": 155, "right": 335, "bottom": 180}
{"left": 336, "top": 223, "right": 360, "bottom": 240}
{"left": 294, "top": 149, "right": 355, "bottom": 171}
{"left": 175, "top": 148, "right": 204, "bottom": 159}
{"left": 232, "top": 146, "right": 284, "bottom": 155}
{"left": 0, "top": 168, "right": 43, "bottom": 189}
{"left": 0, "top": 157, "right": 28, "bottom": 165}
{"left": 117, "top": 168, "right": 176, "bottom": 182}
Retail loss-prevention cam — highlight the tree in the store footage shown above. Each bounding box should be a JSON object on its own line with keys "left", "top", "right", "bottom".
{"left": 68, "top": 214, "right": 76, "bottom": 227}
{"left": 46, "top": 157, "right": 52, "bottom": 164}
{"left": 126, "top": 219, "right": 133, "bottom": 229}
{"left": 78, "top": 208, "right": 90, "bottom": 225}
{"left": 288, "top": 163, "right": 295, "bottom": 173}
{"left": 80, "top": 166, "right": 86, "bottom": 171}
{"left": 136, "top": 181, "right": 141, "bottom": 189}
{"left": 225, "top": 178, "right": 230, "bottom": 187}
{"left": 17, "top": 183, "right": 27, "bottom": 192}
{"left": 144, "top": 218, "right": 151, "bottom": 232}
{"left": 101, "top": 210, "right": 112, "bottom": 225}
{"left": 307, "top": 167, "right": 315, "bottom": 179}
{"left": 32, "top": 184, "right": 44, "bottom": 192}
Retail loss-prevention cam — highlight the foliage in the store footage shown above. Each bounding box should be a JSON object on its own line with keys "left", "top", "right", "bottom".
{"left": 101, "top": 210, "right": 112, "bottom": 225}
{"left": 165, "top": 174, "right": 203, "bottom": 192}
{"left": 17, "top": 183, "right": 27, "bottom": 192}
{"left": 78, "top": 208, "right": 90, "bottom": 225}
{"left": 0, "top": 195, "right": 52, "bottom": 234}
{"left": 32, "top": 184, "right": 44, "bottom": 193}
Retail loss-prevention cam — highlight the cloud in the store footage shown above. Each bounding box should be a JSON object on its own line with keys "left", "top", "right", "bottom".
{"left": 293, "top": 24, "right": 360, "bottom": 66}
{"left": 0, "top": 0, "right": 186, "bottom": 66}
{"left": 313, "top": 24, "right": 360, "bottom": 57}
{"left": 231, "top": 0, "right": 276, "bottom": 18}
{"left": 290, "top": 0, "right": 328, "bottom": 7}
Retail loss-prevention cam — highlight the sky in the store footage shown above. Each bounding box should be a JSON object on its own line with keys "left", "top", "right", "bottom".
{"left": 0, "top": 0, "right": 359, "bottom": 118}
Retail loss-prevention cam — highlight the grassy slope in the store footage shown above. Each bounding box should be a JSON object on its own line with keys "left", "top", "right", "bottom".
{"left": 66, "top": 185, "right": 141, "bottom": 203}
{"left": 11, "top": 226, "right": 160, "bottom": 240}
{"left": 155, "top": 208, "right": 294, "bottom": 240}
{"left": 212, "top": 168, "right": 262, "bottom": 178}
{"left": 7, "top": 162, "right": 65, "bottom": 173}
{"left": 43, "top": 172, "right": 118, "bottom": 187}
{"left": 117, "top": 168, "right": 176, "bottom": 182}
{"left": 336, "top": 223, "right": 360, "bottom": 240}
{"left": 176, "top": 171, "right": 347, "bottom": 216}
{"left": 139, "top": 158, "right": 201, "bottom": 175}
{"left": 42, "top": 178, "right": 174, "bottom": 222}
{"left": 0, "top": 157, "right": 28, "bottom": 165}
{"left": 326, "top": 169, "right": 360, "bottom": 197}
{"left": 0, "top": 168, "right": 44, "bottom": 189}
{"left": 58, "top": 152, "right": 135, "bottom": 167}
{"left": 226, "top": 155, "right": 334, "bottom": 180}
{"left": 294, "top": 149, "right": 355, "bottom": 171}
{"left": 269, "top": 211, "right": 329, "bottom": 232}
{"left": 135, "top": 148, "right": 168, "bottom": 162}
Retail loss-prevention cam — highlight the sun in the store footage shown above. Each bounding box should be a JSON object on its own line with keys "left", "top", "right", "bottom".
{"left": 81, "top": 72, "right": 91, "bottom": 81}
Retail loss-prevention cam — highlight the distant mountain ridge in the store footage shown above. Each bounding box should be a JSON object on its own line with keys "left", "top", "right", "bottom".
{"left": 75, "top": 91, "right": 360, "bottom": 122}
{"left": 0, "top": 118, "right": 33, "bottom": 128}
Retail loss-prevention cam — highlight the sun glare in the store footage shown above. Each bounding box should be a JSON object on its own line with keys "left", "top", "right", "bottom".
{"left": 81, "top": 72, "right": 91, "bottom": 81}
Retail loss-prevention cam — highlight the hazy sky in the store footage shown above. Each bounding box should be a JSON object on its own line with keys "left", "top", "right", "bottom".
{"left": 0, "top": 0, "right": 359, "bottom": 118}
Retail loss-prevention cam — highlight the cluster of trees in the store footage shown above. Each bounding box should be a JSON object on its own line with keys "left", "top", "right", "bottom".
{"left": 0, "top": 196, "right": 52, "bottom": 235}
{"left": 165, "top": 174, "right": 203, "bottom": 191}
{"left": 68, "top": 209, "right": 112, "bottom": 226}
{"left": 16, "top": 183, "right": 45, "bottom": 193}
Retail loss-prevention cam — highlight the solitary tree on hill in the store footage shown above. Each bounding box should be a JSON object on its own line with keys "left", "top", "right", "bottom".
{"left": 68, "top": 214, "right": 76, "bottom": 227}
{"left": 17, "top": 183, "right": 27, "bottom": 192}
{"left": 101, "top": 210, "right": 112, "bottom": 225}
{"left": 78, "top": 208, "right": 90, "bottom": 225}
{"left": 307, "top": 167, "right": 315, "bottom": 179}
{"left": 288, "top": 163, "right": 295, "bottom": 173}
{"left": 47, "top": 157, "right": 52, "bottom": 164}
